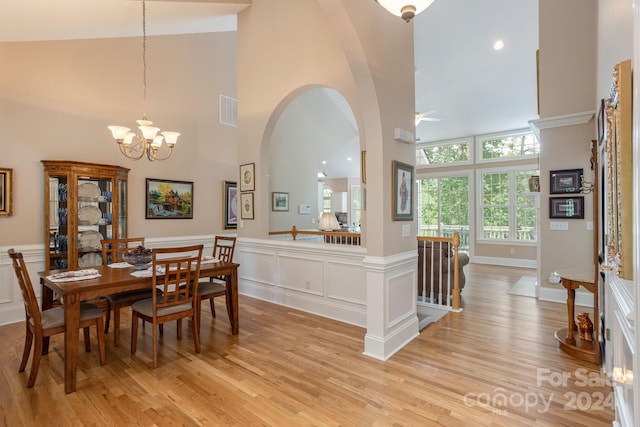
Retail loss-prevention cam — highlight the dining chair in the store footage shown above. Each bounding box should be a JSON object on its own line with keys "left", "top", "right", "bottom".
{"left": 8, "top": 248, "right": 106, "bottom": 388}
{"left": 101, "top": 237, "right": 158, "bottom": 346}
{"left": 130, "top": 244, "right": 203, "bottom": 368}
{"left": 196, "top": 236, "right": 236, "bottom": 333}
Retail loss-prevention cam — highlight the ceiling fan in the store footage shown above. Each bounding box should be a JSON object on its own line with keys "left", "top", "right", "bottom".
{"left": 415, "top": 109, "right": 442, "bottom": 126}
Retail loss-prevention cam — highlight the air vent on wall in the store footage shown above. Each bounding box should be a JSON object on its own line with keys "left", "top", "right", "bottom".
{"left": 219, "top": 95, "right": 237, "bottom": 127}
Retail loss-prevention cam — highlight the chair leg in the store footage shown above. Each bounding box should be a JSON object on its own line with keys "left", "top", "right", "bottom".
{"left": 196, "top": 298, "right": 202, "bottom": 336}
{"left": 113, "top": 305, "right": 121, "bottom": 347}
{"left": 131, "top": 313, "right": 139, "bottom": 354}
{"left": 176, "top": 319, "right": 182, "bottom": 340}
{"left": 104, "top": 300, "right": 112, "bottom": 334}
{"left": 83, "top": 327, "right": 91, "bottom": 352}
{"left": 96, "top": 318, "right": 106, "bottom": 366}
{"left": 191, "top": 314, "right": 201, "bottom": 354}
{"left": 152, "top": 320, "right": 158, "bottom": 369}
{"left": 210, "top": 297, "right": 216, "bottom": 317}
{"left": 27, "top": 334, "right": 43, "bottom": 388}
{"left": 19, "top": 327, "right": 33, "bottom": 373}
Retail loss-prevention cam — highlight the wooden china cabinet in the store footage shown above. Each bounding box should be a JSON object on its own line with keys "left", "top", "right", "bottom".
{"left": 42, "top": 160, "right": 129, "bottom": 271}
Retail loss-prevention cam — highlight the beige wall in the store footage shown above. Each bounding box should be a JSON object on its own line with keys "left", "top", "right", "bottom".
{"left": 236, "top": 0, "right": 416, "bottom": 257}
{"left": 0, "top": 32, "right": 237, "bottom": 246}
{"left": 538, "top": 0, "right": 598, "bottom": 288}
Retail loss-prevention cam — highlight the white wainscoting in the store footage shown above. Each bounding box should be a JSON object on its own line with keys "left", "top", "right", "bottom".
{"left": 2, "top": 236, "right": 422, "bottom": 361}
{"left": 237, "top": 238, "right": 367, "bottom": 327}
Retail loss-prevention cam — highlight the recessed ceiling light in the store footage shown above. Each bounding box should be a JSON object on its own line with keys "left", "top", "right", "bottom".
{"left": 493, "top": 40, "right": 505, "bottom": 50}
{"left": 322, "top": 160, "right": 327, "bottom": 165}
{"left": 347, "top": 157, "right": 352, "bottom": 161}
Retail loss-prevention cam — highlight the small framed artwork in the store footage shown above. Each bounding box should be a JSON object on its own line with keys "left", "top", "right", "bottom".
{"left": 145, "top": 178, "right": 193, "bottom": 219}
{"left": 550, "top": 196, "right": 585, "bottom": 219}
{"left": 240, "top": 192, "right": 254, "bottom": 219}
{"left": 223, "top": 181, "right": 237, "bottom": 229}
{"left": 392, "top": 160, "right": 414, "bottom": 221}
{"left": 0, "top": 168, "right": 13, "bottom": 216}
{"left": 361, "top": 150, "right": 367, "bottom": 184}
{"left": 272, "top": 192, "right": 289, "bottom": 211}
{"left": 239, "top": 163, "right": 255, "bottom": 192}
{"left": 550, "top": 169, "right": 583, "bottom": 194}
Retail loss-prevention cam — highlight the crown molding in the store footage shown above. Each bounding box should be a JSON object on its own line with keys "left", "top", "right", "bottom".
{"left": 528, "top": 111, "right": 595, "bottom": 140}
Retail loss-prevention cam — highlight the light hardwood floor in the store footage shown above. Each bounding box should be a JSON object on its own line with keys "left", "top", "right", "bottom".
{"left": 0, "top": 264, "right": 614, "bottom": 426}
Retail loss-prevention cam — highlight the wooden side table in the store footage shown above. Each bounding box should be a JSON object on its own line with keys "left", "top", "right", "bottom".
{"left": 554, "top": 269, "right": 599, "bottom": 364}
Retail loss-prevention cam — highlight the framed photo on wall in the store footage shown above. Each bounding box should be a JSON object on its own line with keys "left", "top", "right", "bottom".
{"left": 239, "top": 163, "right": 255, "bottom": 192}
{"left": 392, "top": 160, "right": 414, "bottom": 221}
{"left": 550, "top": 169, "right": 583, "bottom": 194}
{"left": 549, "top": 196, "right": 584, "bottom": 219}
{"left": 240, "top": 192, "right": 254, "bottom": 219}
{"left": 272, "top": 192, "right": 289, "bottom": 211}
{"left": 223, "top": 181, "right": 237, "bottom": 229}
{"left": 145, "top": 178, "right": 193, "bottom": 219}
{"left": 0, "top": 168, "right": 13, "bottom": 216}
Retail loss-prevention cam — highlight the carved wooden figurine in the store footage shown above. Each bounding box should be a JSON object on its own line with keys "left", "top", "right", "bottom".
{"left": 577, "top": 312, "right": 593, "bottom": 342}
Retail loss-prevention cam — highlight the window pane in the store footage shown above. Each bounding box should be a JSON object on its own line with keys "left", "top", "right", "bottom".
{"left": 480, "top": 132, "right": 539, "bottom": 160}
{"left": 416, "top": 142, "right": 470, "bottom": 166}
{"left": 482, "top": 173, "right": 509, "bottom": 240}
{"left": 417, "top": 176, "right": 469, "bottom": 251}
{"left": 480, "top": 169, "right": 538, "bottom": 242}
{"left": 516, "top": 170, "right": 537, "bottom": 241}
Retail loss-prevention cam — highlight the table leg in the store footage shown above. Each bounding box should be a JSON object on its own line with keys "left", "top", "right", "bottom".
{"left": 565, "top": 286, "right": 576, "bottom": 345}
{"left": 63, "top": 293, "right": 81, "bottom": 394}
{"left": 40, "top": 280, "right": 54, "bottom": 354}
{"left": 226, "top": 268, "right": 239, "bottom": 335}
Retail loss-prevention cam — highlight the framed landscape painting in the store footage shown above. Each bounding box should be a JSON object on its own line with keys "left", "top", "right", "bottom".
{"left": 272, "top": 192, "right": 289, "bottom": 211}
{"left": 146, "top": 178, "right": 193, "bottom": 219}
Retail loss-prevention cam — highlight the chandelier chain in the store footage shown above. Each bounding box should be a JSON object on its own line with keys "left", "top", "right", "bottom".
{"left": 142, "top": 0, "right": 147, "bottom": 120}
{"left": 107, "top": 0, "right": 180, "bottom": 161}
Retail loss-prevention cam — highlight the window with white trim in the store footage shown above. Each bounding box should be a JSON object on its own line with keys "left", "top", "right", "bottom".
{"left": 478, "top": 167, "right": 538, "bottom": 242}
{"left": 416, "top": 138, "right": 472, "bottom": 167}
{"left": 417, "top": 173, "right": 471, "bottom": 251}
{"left": 477, "top": 130, "right": 539, "bottom": 162}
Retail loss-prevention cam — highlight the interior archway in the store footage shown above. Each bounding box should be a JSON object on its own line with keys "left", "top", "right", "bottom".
{"left": 268, "top": 87, "right": 360, "bottom": 233}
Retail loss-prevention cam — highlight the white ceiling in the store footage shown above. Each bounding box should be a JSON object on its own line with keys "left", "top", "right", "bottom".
{"left": 1, "top": 0, "right": 539, "bottom": 175}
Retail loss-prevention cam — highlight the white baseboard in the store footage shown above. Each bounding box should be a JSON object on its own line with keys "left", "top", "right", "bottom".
{"left": 472, "top": 256, "right": 537, "bottom": 269}
{"left": 537, "top": 285, "right": 594, "bottom": 308}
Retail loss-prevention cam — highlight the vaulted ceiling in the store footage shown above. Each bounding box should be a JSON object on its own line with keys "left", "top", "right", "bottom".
{"left": 1, "top": 0, "right": 538, "bottom": 177}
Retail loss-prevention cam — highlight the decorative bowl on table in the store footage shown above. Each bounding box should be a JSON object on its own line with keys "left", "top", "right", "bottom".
{"left": 123, "top": 246, "right": 152, "bottom": 270}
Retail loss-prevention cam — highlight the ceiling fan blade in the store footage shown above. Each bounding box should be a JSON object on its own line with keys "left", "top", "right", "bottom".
{"left": 421, "top": 117, "right": 442, "bottom": 122}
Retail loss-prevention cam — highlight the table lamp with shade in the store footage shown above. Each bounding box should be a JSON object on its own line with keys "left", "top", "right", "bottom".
{"left": 317, "top": 212, "right": 340, "bottom": 231}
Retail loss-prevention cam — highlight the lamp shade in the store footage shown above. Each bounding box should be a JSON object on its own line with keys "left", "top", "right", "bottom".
{"left": 376, "top": 0, "right": 436, "bottom": 21}
{"left": 318, "top": 212, "right": 340, "bottom": 231}
{"left": 161, "top": 131, "right": 180, "bottom": 146}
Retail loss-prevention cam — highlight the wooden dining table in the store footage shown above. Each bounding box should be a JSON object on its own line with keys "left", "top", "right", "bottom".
{"left": 38, "top": 260, "right": 240, "bottom": 394}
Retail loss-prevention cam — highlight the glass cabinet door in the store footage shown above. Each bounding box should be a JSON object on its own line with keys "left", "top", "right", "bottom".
{"left": 117, "top": 178, "right": 127, "bottom": 239}
{"left": 77, "top": 177, "right": 113, "bottom": 268}
{"left": 47, "top": 174, "right": 69, "bottom": 270}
